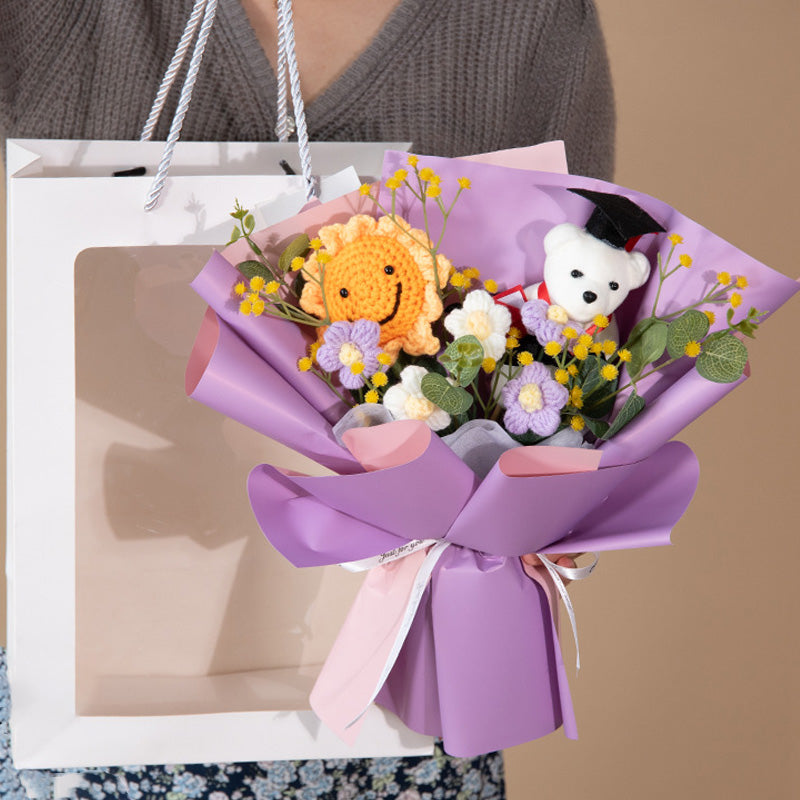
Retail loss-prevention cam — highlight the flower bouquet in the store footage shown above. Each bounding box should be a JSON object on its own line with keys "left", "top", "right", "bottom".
{"left": 184, "top": 147, "right": 798, "bottom": 757}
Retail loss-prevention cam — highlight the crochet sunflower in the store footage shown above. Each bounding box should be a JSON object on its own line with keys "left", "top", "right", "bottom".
{"left": 299, "top": 215, "right": 452, "bottom": 360}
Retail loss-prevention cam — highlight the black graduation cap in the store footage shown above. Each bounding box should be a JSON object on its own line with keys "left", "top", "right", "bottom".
{"left": 568, "top": 188, "right": 665, "bottom": 251}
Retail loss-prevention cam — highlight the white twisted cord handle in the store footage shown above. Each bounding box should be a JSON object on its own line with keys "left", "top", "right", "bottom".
{"left": 142, "top": 0, "right": 315, "bottom": 209}
{"left": 139, "top": 0, "right": 207, "bottom": 141}
{"left": 275, "top": 0, "right": 291, "bottom": 141}
{"left": 143, "top": 0, "right": 219, "bottom": 211}
{"left": 276, "top": 0, "right": 317, "bottom": 200}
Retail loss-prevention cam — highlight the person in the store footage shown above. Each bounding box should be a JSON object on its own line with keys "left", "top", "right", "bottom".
{"left": 0, "top": 1, "right": 614, "bottom": 797}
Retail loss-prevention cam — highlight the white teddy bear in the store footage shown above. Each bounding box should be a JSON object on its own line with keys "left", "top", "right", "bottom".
{"left": 524, "top": 222, "right": 651, "bottom": 342}
{"left": 523, "top": 189, "right": 664, "bottom": 342}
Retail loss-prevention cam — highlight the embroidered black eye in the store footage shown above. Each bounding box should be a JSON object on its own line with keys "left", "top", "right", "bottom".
{"left": 571, "top": 269, "right": 583, "bottom": 278}
{"left": 609, "top": 281, "right": 620, "bottom": 291}
{"left": 384, "top": 265, "right": 395, "bottom": 275}
{"left": 339, "top": 288, "right": 349, "bottom": 298}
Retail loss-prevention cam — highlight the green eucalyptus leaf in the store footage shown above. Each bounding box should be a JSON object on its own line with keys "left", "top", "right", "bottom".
{"left": 278, "top": 234, "right": 311, "bottom": 273}
{"left": 227, "top": 227, "right": 242, "bottom": 244}
{"left": 578, "top": 355, "right": 604, "bottom": 398}
{"left": 603, "top": 391, "right": 645, "bottom": 439}
{"left": 440, "top": 335, "right": 484, "bottom": 386}
{"left": 695, "top": 333, "right": 747, "bottom": 383}
{"left": 290, "top": 268, "right": 307, "bottom": 298}
{"left": 237, "top": 260, "right": 273, "bottom": 282}
{"left": 243, "top": 214, "right": 255, "bottom": 234}
{"left": 582, "top": 416, "right": 610, "bottom": 439}
{"left": 420, "top": 372, "right": 473, "bottom": 415}
{"left": 666, "top": 310, "right": 710, "bottom": 359}
{"left": 626, "top": 318, "right": 668, "bottom": 378}
{"left": 584, "top": 387, "right": 618, "bottom": 421}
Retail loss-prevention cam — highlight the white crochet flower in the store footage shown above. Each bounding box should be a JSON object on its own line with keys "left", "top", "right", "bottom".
{"left": 444, "top": 289, "right": 512, "bottom": 361}
{"left": 383, "top": 365, "right": 451, "bottom": 431}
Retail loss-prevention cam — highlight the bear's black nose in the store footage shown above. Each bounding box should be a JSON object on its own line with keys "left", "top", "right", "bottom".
{"left": 582, "top": 290, "right": 597, "bottom": 304}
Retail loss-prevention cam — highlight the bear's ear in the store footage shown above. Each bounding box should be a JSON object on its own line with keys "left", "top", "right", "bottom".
{"left": 627, "top": 251, "right": 651, "bottom": 289}
{"left": 543, "top": 223, "right": 583, "bottom": 256}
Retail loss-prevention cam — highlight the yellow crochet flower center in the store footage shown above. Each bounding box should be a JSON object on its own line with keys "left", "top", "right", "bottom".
{"left": 466, "top": 310, "right": 492, "bottom": 340}
{"left": 546, "top": 304, "right": 569, "bottom": 324}
{"left": 338, "top": 342, "right": 363, "bottom": 366}
{"left": 518, "top": 383, "right": 544, "bottom": 413}
{"left": 404, "top": 395, "right": 437, "bottom": 420}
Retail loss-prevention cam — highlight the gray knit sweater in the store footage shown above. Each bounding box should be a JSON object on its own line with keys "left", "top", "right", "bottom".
{"left": 0, "top": 0, "right": 615, "bottom": 178}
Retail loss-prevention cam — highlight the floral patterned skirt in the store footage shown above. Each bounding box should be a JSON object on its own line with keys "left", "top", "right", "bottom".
{"left": 1, "top": 650, "right": 505, "bottom": 800}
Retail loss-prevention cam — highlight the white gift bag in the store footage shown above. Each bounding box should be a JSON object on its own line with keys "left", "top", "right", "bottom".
{"left": 5, "top": 138, "right": 435, "bottom": 768}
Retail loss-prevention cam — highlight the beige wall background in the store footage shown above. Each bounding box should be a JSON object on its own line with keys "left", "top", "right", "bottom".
{"left": 505, "top": 2, "right": 800, "bottom": 799}
{"left": 1, "top": 0, "right": 797, "bottom": 796}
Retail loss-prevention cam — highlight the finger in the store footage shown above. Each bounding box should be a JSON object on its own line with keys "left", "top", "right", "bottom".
{"left": 520, "top": 552, "right": 581, "bottom": 568}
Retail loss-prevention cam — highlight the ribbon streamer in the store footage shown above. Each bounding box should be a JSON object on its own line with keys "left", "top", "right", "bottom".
{"left": 536, "top": 552, "right": 599, "bottom": 670}
{"left": 343, "top": 541, "right": 451, "bottom": 728}
{"left": 340, "top": 538, "right": 440, "bottom": 572}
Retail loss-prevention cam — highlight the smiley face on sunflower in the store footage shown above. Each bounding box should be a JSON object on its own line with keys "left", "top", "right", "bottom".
{"left": 299, "top": 215, "right": 452, "bottom": 361}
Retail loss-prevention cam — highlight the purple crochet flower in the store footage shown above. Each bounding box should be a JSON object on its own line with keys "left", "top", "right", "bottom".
{"left": 316, "top": 319, "right": 382, "bottom": 389}
{"left": 502, "top": 362, "right": 569, "bottom": 436}
{"left": 521, "top": 299, "right": 582, "bottom": 347}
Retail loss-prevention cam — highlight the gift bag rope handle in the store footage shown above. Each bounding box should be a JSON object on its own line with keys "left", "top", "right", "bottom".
{"left": 141, "top": 0, "right": 316, "bottom": 211}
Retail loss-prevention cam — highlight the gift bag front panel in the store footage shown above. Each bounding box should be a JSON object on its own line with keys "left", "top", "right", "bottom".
{"left": 74, "top": 245, "right": 364, "bottom": 717}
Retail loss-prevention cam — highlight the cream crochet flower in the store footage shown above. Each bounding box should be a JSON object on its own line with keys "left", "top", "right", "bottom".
{"left": 382, "top": 365, "right": 451, "bottom": 431}
{"left": 444, "top": 289, "right": 512, "bottom": 361}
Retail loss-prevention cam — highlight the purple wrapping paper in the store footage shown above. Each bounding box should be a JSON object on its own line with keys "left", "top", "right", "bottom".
{"left": 186, "top": 257, "right": 359, "bottom": 475}
{"left": 185, "top": 151, "right": 798, "bottom": 757}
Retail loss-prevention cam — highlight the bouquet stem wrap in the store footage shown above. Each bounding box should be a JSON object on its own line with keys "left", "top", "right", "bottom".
{"left": 243, "top": 420, "right": 698, "bottom": 757}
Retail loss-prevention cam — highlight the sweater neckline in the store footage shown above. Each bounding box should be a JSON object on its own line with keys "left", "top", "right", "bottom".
{"left": 221, "top": 0, "right": 432, "bottom": 134}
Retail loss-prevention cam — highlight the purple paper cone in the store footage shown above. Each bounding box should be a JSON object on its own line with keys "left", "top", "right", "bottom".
{"left": 186, "top": 307, "right": 358, "bottom": 475}
{"left": 191, "top": 251, "right": 348, "bottom": 424}
{"left": 598, "top": 367, "right": 747, "bottom": 467}
{"left": 445, "top": 457, "right": 639, "bottom": 556}
{"left": 550, "top": 441, "right": 699, "bottom": 553}
{"left": 287, "top": 423, "right": 478, "bottom": 541}
{"left": 247, "top": 464, "right": 411, "bottom": 566}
